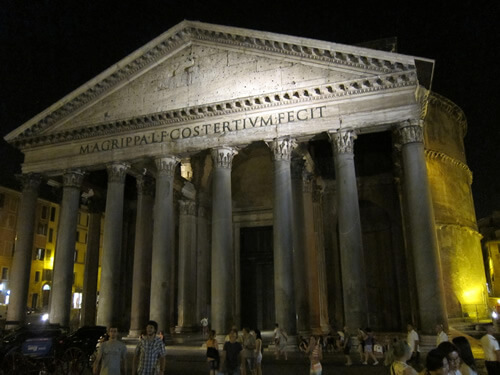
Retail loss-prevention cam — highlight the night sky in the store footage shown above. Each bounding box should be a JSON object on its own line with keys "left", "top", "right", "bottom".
{"left": 1, "top": 0, "right": 498, "bottom": 218}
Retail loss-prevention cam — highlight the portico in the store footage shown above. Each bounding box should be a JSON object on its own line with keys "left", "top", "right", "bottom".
{"left": 6, "top": 20, "right": 478, "bottom": 335}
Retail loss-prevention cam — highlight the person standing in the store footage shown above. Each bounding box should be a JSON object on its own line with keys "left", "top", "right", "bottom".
{"left": 254, "top": 329, "right": 263, "bottom": 375}
{"left": 362, "top": 328, "right": 379, "bottom": 365}
{"left": 273, "top": 323, "right": 288, "bottom": 360}
{"left": 436, "top": 324, "right": 449, "bottom": 347}
{"left": 388, "top": 340, "right": 417, "bottom": 375}
{"left": 342, "top": 326, "right": 353, "bottom": 366}
{"left": 222, "top": 330, "right": 243, "bottom": 375}
{"left": 93, "top": 326, "right": 127, "bottom": 375}
{"left": 452, "top": 336, "right": 478, "bottom": 375}
{"left": 206, "top": 330, "right": 220, "bottom": 375}
{"left": 407, "top": 323, "right": 420, "bottom": 368}
{"left": 132, "top": 320, "right": 166, "bottom": 375}
{"left": 241, "top": 327, "right": 256, "bottom": 375}
{"left": 480, "top": 324, "right": 500, "bottom": 375}
{"left": 307, "top": 336, "right": 323, "bottom": 375}
{"left": 201, "top": 317, "right": 209, "bottom": 337}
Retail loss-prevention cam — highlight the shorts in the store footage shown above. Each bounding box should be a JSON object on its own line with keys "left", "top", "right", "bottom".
{"left": 256, "top": 351, "right": 262, "bottom": 364}
{"left": 310, "top": 362, "right": 322, "bottom": 375}
{"left": 246, "top": 357, "right": 256, "bottom": 370}
{"left": 364, "top": 344, "right": 373, "bottom": 353}
{"left": 343, "top": 345, "right": 351, "bottom": 355}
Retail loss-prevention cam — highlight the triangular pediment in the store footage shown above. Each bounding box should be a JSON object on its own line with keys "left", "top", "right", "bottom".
{"left": 6, "top": 20, "right": 426, "bottom": 149}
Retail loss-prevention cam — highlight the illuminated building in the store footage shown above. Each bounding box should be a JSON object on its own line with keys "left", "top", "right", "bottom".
{"left": 2, "top": 21, "right": 486, "bottom": 335}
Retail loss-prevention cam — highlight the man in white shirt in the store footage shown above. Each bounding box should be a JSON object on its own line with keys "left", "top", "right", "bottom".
{"left": 407, "top": 323, "right": 420, "bottom": 368}
{"left": 436, "top": 324, "right": 449, "bottom": 347}
{"left": 480, "top": 324, "right": 500, "bottom": 375}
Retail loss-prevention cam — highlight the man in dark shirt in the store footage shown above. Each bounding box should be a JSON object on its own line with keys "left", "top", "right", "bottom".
{"left": 222, "top": 330, "right": 243, "bottom": 375}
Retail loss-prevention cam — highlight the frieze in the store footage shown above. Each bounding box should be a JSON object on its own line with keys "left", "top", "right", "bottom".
{"left": 330, "top": 130, "right": 357, "bottom": 154}
{"left": 155, "top": 156, "right": 180, "bottom": 177}
{"left": 106, "top": 163, "right": 129, "bottom": 183}
{"left": 16, "top": 173, "right": 43, "bottom": 192}
{"left": 270, "top": 137, "right": 297, "bottom": 161}
{"left": 12, "top": 70, "right": 417, "bottom": 150}
{"left": 62, "top": 169, "right": 85, "bottom": 188}
{"left": 211, "top": 147, "right": 237, "bottom": 169}
{"left": 425, "top": 149, "right": 473, "bottom": 185}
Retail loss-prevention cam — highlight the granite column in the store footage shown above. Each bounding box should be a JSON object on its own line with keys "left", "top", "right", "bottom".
{"left": 150, "top": 156, "right": 179, "bottom": 334}
{"left": 211, "top": 147, "right": 237, "bottom": 335}
{"left": 97, "top": 163, "right": 129, "bottom": 327}
{"left": 330, "top": 130, "right": 368, "bottom": 329}
{"left": 397, "top": 120, "right": 447, "bottom": 333}
{"left": 270, "top": 137, "right": 296, "bottom": 335}
{"left": 129, "top": 175, "right": 154, "bottom": 337}
{"left": 7, "top": 173, "right": 42, "bottom": 326}
{"left": 50, "top": 170, "right": 84, "bottom": 326}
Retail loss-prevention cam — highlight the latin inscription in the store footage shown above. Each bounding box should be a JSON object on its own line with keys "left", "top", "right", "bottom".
{"left": 80, "top": 106, "right": 326, "bottom": 154}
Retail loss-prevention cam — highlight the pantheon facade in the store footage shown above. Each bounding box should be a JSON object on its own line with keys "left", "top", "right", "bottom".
{"left": 5, "top": 21, "right": 486, "bottom": 336}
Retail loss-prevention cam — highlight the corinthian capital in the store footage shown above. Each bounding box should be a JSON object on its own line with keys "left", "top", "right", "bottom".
{"left": 211, "top": 147, "right": 237, "bottom": 169}
{"left": 16, "top": 173, "right": 43, "bottom": 192}
{"left": 106, "top": 163, "right": 129, "bottom": 183}
{"left": 62, "top": 169, "right": 85, "bottom": 188}
{"left": 270, "top": 137, "right": 297, "bottom": 161}
{"left": 179, "top": 200, "right": 197, "bottom": 216}
{"left": 136, "top": 174, "right": 155, "bottom": 197}
{"left": 396, "top": 119, "right": 424, "bottom": 145}
{"left": 329, "top": 129, "right": 357, "bottom": 155}
{"left": 155, "top": 156, "right": 180, "bottom": 177}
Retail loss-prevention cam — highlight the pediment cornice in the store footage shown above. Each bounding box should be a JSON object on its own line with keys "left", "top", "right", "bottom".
{"left": 6, "top": 20, "right": 419, "bottom": 147}
{"left": 11, "top": 69, "right": 417, "bottom": 149}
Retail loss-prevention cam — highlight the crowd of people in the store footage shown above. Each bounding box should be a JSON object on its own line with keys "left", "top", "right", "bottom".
{"left": 90, "top": 319, "right": 500, "bottom": 375}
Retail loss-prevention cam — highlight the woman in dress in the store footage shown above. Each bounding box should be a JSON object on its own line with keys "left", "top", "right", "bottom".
{"left": 307, "top": 335, "right": 323, "bottom": 375}
{"left": 206, "top": 329, "right": 219, "bottom": 375}
{"left": 254, "top": 329, "right": 263, "bottom": 375}
{"left": 452, "top": 336, "right": 477, "bottom": 375}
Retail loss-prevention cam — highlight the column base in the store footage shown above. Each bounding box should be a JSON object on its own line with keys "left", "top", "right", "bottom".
{"left": 175, "top": 325, "right": 198, "bottom": 334}
{"left": 127, "top": 329, "right": 143, "bottom": 338}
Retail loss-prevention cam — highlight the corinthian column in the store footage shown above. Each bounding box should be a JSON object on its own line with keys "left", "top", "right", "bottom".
{"left": 129, "top": 175, "right": 154, "bottom": 337}
{"left": 7, "top": 173, "right": 42, "bottom": 326}
{"left": 150, "top": 156, "right": 179, "bottom": 334}
{"left": 50, "top": 170, "right": 84, "bottom": 326}
{"left": 329, "top": 130, "right": 367, "bottom": 329}
{"left": 97, "top": 163, "right": 129, "bottom": 327}
{"left": 176, "top": 200, "right": 198, "bottom": 333}
{"left": 270, "top": 137, "right": 296, "bottom": 335}
{"left": 211, "top": 147, "right": 237, "bottom": 335}
{"left": 396, "top": 120, "right": 447, "bottom": 333}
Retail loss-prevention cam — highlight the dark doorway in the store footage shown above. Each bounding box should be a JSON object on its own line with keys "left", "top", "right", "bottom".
{"left": 240, "top": 226, "right": 275, "bottom": 330}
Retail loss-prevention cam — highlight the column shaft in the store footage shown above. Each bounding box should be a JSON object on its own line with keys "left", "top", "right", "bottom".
{"left": 7, "top": 174, "right": 42, "bottom": 325}
{"left": 97, "top": 163, "right": 128, "bottom": 327}
{"left": 271, "top": 138, "right": 296, "bottom": 335}
{"left": 176, "top": 200, "right": 197, "bottom": 332}
{"left": 81, "top": 209, "right": 102, "bottom": 326}
{"left": 211, "top": 147, "right": 237, "bottom": 335}
{"left": 150, "top": 156, "right": 179, "bottom": 334}
{"left": 398, "top": 121, "right": 447, "bottom": 333}
{"left": 50, "top": 170, "right": 84, "bottom": 326}
{"left": 331, "top": 130, "right": 368, "bottom": 329}
{"left": 196, "top": 205, "right": 210, "bottom": 324}
{"left": 129, "top": 176, "right": 154, "bottom": 336}
{"left": 291, "top": 158, "right": 310, "bottom": 335}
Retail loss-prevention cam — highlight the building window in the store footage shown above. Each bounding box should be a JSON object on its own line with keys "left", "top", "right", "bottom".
{"left": 46, "top": 249, "right": 52, "bottom": 260}
{"left": 1, "top": 267, "right": 7, "bottom": 280}
{"left": 41, "top": 206, "right": 48, "bottom": 220}
{"left": 37, "top": 223, "right": 48, "bottom": 236}
{"left": 34, "top": 248, "right": 45, "bottom": 261}
{"left": 48, "top": 228, "right": 54, "bottom": 243}
{"left": 50, "top": 207, "right": 56, "bottom": 222}
{"left": 35, "top": 271, "right": 40, "bottom": 282}
{"left": 76, "top": 231, "right": 80, "bottom": 243}
{"left": 74, "top": 250, "right": 78, "bottom": 263}
{"left": 9, "top": 198, "right": 18, "bottom": 212}
{"left": 42, "top": 269, "right": 53, "bottom": 281}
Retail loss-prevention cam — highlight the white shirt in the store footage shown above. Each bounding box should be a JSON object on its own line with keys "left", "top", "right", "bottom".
{"left": 436, "top": 331, "right": 448, "bottom": 346}
{"left": 481, "top": 333, "right": 500, "bottom": 361}
{"left": 407, "top": 330, "right": 419, "bottom": 352}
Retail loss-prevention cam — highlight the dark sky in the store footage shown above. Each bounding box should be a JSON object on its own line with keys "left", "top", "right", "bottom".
{"left": 1, "top": 0, "right": 499, "bottom": 218}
